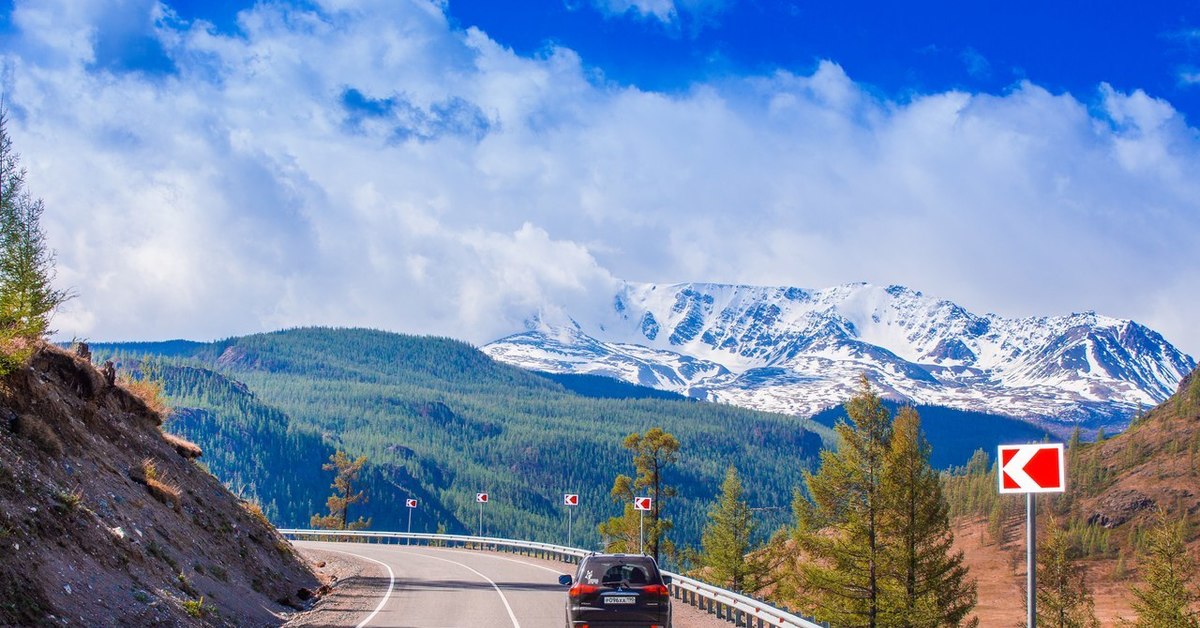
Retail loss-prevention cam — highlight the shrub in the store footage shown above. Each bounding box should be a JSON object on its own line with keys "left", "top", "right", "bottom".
{"left": 53, "top": 489, "right": 83, "bottom": 512}
{"left": 0, "top": 335, "right": 35, "bottom": 377}
{"left": 181, "top": 596, "right": 211, "bottom": 618}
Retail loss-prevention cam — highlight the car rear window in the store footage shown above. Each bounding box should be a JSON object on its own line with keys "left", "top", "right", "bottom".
{"left": 578, "top": 557, "right": 659, "bottom": 586}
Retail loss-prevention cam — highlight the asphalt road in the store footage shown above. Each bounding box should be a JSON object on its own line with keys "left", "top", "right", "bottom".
{"left": 295, "top": 540, "right": 574, "bottom": 628}
{"left": 292, "top": 541, "right": 729, "bottom": 628}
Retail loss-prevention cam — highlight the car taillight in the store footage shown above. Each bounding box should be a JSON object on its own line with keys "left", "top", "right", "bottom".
{"left": 568, "top": 583, "right": 598, "bottom": 598}
{"left": 642, "top": 584, "right": 670, "bottom": 598}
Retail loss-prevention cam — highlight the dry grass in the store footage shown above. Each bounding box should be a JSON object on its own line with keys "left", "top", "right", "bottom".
{"left": 161, "top": 432, "right": 202, "bottom": 460}
{"left": 119, "top": 375, "right": 171, "bottom": 422}
{"left": 241, "top": 500, "right": 272, "bottom": 528}
{"left": 140, "top": 459, "right": 182, "bottom": 512}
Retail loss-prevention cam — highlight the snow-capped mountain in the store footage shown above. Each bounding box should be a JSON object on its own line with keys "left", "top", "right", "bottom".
{"left": 482, "top": 282, "right": 1195, "bottom": 433}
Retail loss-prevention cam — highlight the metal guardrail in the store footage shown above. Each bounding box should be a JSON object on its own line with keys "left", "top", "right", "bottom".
{"left": 279, "top": 528, "right": 826, "bottom": 628}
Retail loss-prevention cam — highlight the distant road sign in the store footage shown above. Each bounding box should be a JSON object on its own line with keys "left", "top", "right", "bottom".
{"left": 564, "top": 494, "right": 579, "bottom": 506}
{"left": 406, "top": 499, "right": 418, "bottom": 508}
{"left": 998, "top": 444, "right": 1065, "bottom": 493}
{"left": 634, "top": 497, "right": 652, "bottom": 511}
{"left": 476, "top": 492, "right": 489, "bottom": 503}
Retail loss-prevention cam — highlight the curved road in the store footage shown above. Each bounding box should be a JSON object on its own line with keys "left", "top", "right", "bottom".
{"left": 296, "top": 540, "right": 574, "bottom": 627}
{"left": 292, "top": 541, "right": 727, "bottom": 628}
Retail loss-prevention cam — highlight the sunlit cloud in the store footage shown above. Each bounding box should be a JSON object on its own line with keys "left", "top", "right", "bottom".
{"left": 2, "top": 0, "right": 1197, "bottom": 358}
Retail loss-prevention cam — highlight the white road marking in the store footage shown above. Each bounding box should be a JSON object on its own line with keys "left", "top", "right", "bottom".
{"left": 380, "top": 547, "right": 523, "bottom": 628}
{"left": 307, "top": 545, "right": 396, "bottom": 628}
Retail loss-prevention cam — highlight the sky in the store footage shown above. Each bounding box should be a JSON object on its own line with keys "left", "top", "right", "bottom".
{"left": 0, "top": 0, "right": 1198, "bottom": 356}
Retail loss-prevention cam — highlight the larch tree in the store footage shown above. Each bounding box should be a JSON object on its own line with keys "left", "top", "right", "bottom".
{"left": 1032, "top": 517, "right": 1099, "bottom": 628}
{"left": 793, "top": 374, "right": 893, "bottom": 627}
{"left": 311, "top": 450, "right": 372, "bottom": 531}
{"left": 1129, "top": 515, "right": 1200, "bottom": 627}
{"left": 0, "top": 106, "right": 69, "bottom": 373}
{"left": 598, "top": 427, "right": 679, "bottom": 562}
{"left": 881, "top": 406, "right": 977, "bottom": 627}
{"left": 700, "top": 466, "right": 759, "bottom": 592}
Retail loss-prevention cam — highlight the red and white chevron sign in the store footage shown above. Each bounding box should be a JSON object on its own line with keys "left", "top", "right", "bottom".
{"left": 476, "top": 492, "right": 489, "bottom": 503}
{"left": 633, "top": 496, "right": 652, "bottom": 511}
{"left": 998, "top": 444, "right": 1065, "bottom": 493}
{"left": 406, "top": 498, "right": 418, "bottom": 508}
{"left": 564, "top": 493, "right": 579, "bottom": 506}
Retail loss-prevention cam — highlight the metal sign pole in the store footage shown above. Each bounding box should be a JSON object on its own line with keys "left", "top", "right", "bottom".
{"left": 1028, "top": 492, "right": 1036, "bottom": 627}
{"left": 407, "top": 506, "right": 413, "bottom": 545}
{"left": 568, "top": 506, "right": 573, "bottom": 548}
{"left": 479, "top": 501, "right": 484, "bottom": 537}
{"left": 639, "top": 509, "right": 644, "bottom": 555}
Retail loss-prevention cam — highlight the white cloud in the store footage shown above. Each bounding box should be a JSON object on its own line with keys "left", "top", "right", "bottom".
{"left": 594, "top": 0, "right": 676, "bottom": 22}
{"left": 4, "top": 0, "right": 1200, "bottom": 358}
{"left": 589, "top": 0, "right": 731, "bottom": 27}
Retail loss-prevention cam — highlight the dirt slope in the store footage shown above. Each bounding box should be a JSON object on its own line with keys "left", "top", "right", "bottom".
{"left": 0, "top": 345, "right": 319, "bottom": 626}
{"left": 953, "top": 365, "right": 1200, "bottom": 626}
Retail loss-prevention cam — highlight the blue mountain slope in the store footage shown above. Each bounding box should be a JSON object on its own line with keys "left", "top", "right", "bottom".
{"left": 810, "top": 402, "right": 1054, "bottom": 469}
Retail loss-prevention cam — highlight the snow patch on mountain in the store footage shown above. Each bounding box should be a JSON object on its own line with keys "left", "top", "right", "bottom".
{"left": 483, "top": 282, "right": 1195, "bottom": 432}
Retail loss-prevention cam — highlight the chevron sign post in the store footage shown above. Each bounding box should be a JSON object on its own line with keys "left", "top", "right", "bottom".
{"left": 999, "top": 444, "right": 1065, "bottom": 494}
{"left": 634, "top": 497, "right": 652, "bottom": 554}
{"left": 476, "top": 492, "right": 488, "bottom": 536}
{"left": 564, "top": 494, "right": 579, "bottom": 547}
{"left": 405, "top": 498, "right": 418, "bottom": 543}
{"left": 999, "top": 443, "right": 1066, "bottom": 628}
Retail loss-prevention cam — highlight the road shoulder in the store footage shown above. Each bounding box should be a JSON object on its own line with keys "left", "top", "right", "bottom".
{"left": 284, "top": 546, "right": 391, "bottom": 628}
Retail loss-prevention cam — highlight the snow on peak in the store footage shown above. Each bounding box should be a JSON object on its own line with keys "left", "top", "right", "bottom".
{"left": 483, "top": 281, "right": 1195, "bottom": 432}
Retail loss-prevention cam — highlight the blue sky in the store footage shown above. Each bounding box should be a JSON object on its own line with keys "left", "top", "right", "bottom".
{"left": 154, "top": 0, "right": 1200, "bottom": 121}
{"left": 1, "top": 0, "right": 1199, "bottom": 357}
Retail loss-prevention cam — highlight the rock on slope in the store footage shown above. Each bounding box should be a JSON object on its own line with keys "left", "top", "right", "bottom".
{"left": 0, "top": 345, "right": 319, "bottom": 626}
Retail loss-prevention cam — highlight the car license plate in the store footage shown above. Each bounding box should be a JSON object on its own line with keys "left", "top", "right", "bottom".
{"left": 605, "top": 596, "right": 637, "bottom": 605}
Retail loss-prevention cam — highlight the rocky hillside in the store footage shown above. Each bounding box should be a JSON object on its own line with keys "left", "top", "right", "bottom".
{"left": 945, "top": 365, "right": 1200, "bottom": 624}
{"left": 1071, "top": 364, "right": 1200, "bottom": 533}
{"left": 0, "top": 344, "right": 319, "bottom": 626}
{"left": 484, "top": 281, "right": 1194, "bottom": 432}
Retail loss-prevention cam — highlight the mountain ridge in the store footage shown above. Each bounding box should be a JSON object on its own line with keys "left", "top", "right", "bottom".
{"left": 483, "top": 281, "right": 1195, "bottom": 432}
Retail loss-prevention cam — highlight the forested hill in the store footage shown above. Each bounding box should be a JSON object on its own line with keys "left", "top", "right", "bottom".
{"left": 91, "top": 327, "right": 833, "bottom": 552}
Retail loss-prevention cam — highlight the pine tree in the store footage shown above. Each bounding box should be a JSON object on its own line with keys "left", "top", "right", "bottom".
{"left": 598, "top": 476, "right": 642, "bottom": 553}
{"left": 0, "top": 106, "right": 69, "bottom": 373}
{"left": 1129, "top": 516, "right": 1200, "bottom": 627}
{"left": 793, "top": 374, "right": 893, "bottom": 627}
{"left": 700, "top": 466, "right": 758, "bottom": 592}
{"left": 597, "top": 427, "right": 679, "bottom": 561}
{"left": 880, "top": 406, "right": 977, "bottom": 627}
{"left": 310, "top": 450, "right": 372, "bottom": 530}
{"left": 1031, "top": 517, "right": 1099, "bottom": 628}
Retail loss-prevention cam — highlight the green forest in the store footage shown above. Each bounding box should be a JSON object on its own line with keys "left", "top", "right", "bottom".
{"left": 92, "top": 327, "right": 832, "bottom": 554}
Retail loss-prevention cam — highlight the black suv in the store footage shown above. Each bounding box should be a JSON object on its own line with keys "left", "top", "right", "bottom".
{"left": 558, "top": 553, "right": 672, "bottom": 628}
